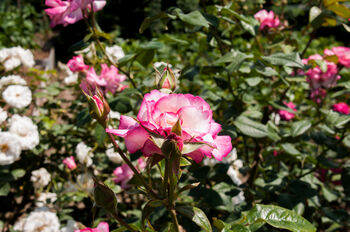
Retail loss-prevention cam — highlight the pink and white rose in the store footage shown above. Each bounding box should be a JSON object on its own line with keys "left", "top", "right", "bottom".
{"left": 67, "top": 55, "right": 89, "bottom": 72}
{"left": 254, "top": 9, "right": 280, "bottom": 30}
{"left": 45, "top": 0, "right": 106, "bottom": 28}
{"left": 107, "top": 90, "right": 232, "bottom": 163}
{"left": 81, "top": 64, "right": 128, "bottom": 94}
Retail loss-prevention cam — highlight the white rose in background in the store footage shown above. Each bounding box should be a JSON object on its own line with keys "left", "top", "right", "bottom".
{"left": 106, "top": 144, "right": 123, "bottom": 164}
{"left": 106, "top": 45, "right": 125, "bottom": 63}
{"left": 109, "top": 110, "right": 121, "bottom": 120}
{"left": 2, "top": 85, "right": 32, "bottom": 109}
{"left": 9, "top": 115, "right": 39, "bottom": 150}
{"left": 0, "top": 75, "right": 27, "bottom": 89}
{"left": 0, "top": 107, "right": 7, "bottom": 124}
{"left": 31, "top": 168, "right": 51, "bottom": 189}
{"left": 21, "top": 208, "right": 60, "bottom": 232}
{"left": 0, "top": 132, "right": 22, "bottom": 165}
{"left": 58, "top": 62, "right": 78, "bottom": 85}
{"left": 60, "top": 220, "right": 78, "bottom": 232}
{"left": 75, "top": 142, "right": 93, "bottom": 167}
{"left": 0, "top": 46, "right": 35, "bottom": 71}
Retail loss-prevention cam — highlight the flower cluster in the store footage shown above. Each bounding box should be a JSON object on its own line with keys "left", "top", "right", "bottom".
{"left": 0, "top": 74, "right": 39, "bottom": 165}
{"left": 324, "top": 46, "right": 350, "bottom": 68}
{"left": 66, "top": 55, "right": 128, "bottom": 94}
{"left": 107, "top": 90, "right": 232, "bottom": 163}
{"left": 254, "top": 9, "right": 280, "bottom": 30}
{"left": 44, "top": 0, "right": 106, "bottom": 28}
{"left": 0, "top": 46, "right": 35, "bottom": 71}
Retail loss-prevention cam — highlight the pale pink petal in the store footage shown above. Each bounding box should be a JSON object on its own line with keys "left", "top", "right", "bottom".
{"left": 177, "top": 106, "right": 211, "bottom": 135}
{"left": 211, "top": 136, "right": 232, "bottom": 161}
{"left": 96, "top": 222, "right": 109, "bottom": 232}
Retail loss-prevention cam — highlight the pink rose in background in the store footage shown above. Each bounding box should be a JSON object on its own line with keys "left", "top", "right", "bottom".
{"left": 45, "top": 0, "right": 106, "bottom": 28}
{"left": 75, "top": 222, "right": 109, "bottom": 232}
{"left": 254, "top": 9, "right": 280, "bottom": 30}
{"left": 107, "top": 90, "right": 232, "bottom": 163}
{"left": 324, "top": 46, "right": 350, "bottom": 68}
{"left": 81, "top": 64, "right": 128, "bottom": 94}
{"left": 63, "top": 156, "right": 77, "bottom": 170}
{"left": 278, "top": 101, "right": 297, "bottom": 121}
{"left": 67, "top": 55, "right": 89, "bottom": 72}
{"left": 113, "top": 158, "right": 145, "bottom": 189}
{"left": 332, "top": 102, "right": 350, "bottom": 114}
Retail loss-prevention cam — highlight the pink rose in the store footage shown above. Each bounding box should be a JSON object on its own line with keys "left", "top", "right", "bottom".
{"left": 67, "top": 55, "right": 89, "bottom": 72}
{"left": 332, "top": 102, "right": 350, "bottom": 114}
{"left": 45, "top": 0, "right": 106, "bottom": 28}
{"left": 303, "top": 54, "right": 340, "bottom": 91}
{"left": 63, "top": 156, "right": 77, "bottom": 170}
{"left": 107, "top": 90, "right": 232, "bottom": 163}
{"left": 82, "top": 64, "right": 128, "bottom": 94}
{"left": 254, "top": 9, "right": 280, "bottom": 30}
{"left": 324, "top": 46, "right": 350, "bottom": 68}
{"left": 75, "top": 222, "right": 109, "bottom": 232}
{"left": 113, "top": 158, "right": 146, "bottom": 189}
{"left": 278, "top": 101, "right": 297, "bottom": 121}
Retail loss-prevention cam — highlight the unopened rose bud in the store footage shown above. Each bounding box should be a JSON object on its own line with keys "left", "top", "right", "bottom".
{"left": 82, "top": 86, "right": 110, "bottom": 127}
{"left": 154, "top": 63, "right": 178, "bottom": 92}
{"left": 63, "top": 156, "right": 77, "bottom": 170}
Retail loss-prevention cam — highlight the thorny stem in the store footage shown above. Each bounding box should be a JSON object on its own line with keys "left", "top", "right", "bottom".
{"left": 107, "top": 133, "right": 158, "bottom": 199}
{"left": 170, "top": 209, "right": 180, "bottom": 232}
{"left": 301, "top": 30, "right": 315, "bottom": 58}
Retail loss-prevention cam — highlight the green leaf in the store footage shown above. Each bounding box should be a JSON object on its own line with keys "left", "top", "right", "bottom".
{"left": 176, "top": 206, "right": 212, "bottom": 232}
{"left": 94, "top": 180, "right": 118, "bottom": 215}
{"left": 236, "top": 204, "right": 316, "bottom": 232}
{"left": 321, "top": 184, "right": 338, "bottom": 202}
{"left": 262, "top": 53, "right": 304, "bottom": 68}
{"left": 342, "top": 23, "right": 350, "bottom": 33}
{"left": 176, "top": 10, "right": 209, "bottom": 28}
{"left": 0, "top": 182, "right": 10, "bottom": 196}
{"left": 290, "top": 120, "right": 311, "bottom": 137}
{"left": 281, "top": 143, "right": 301, "bottom": 156}
{"left": 142, "top": 200, "right": 163, "bottom": 227}
{"left": 178, "top": 182, "right": 200, "bottom": 194}
{"left": 245, "top": 77, "right": 261, "bottom": 86}
{"left": 327, "top": 3, "right": 350, "bottom": 19}
{"left": 234, "top": 116, "right": 267, "bottom": 138}
{"left": 256, "top": 66, "right": 278, "bottom": 76}
{"left": 139, "top": 12, "right": 168, "bottom": 33}
{"left": 181, "top": 143, "right": 205, "bottom": 154}
{"left": 11, "top": 169, "right": 25, "bottom": 180}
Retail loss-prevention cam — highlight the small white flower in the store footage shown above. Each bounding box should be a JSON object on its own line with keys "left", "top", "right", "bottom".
{"left": 75, "top": 142, "right": 93, "bottom": 167}
{"left": 9, "top": 115, "right": 39, "bottom": 150}
{"left": 31, "top": 168, "right": 51, "bottom": 189}
{"left": 0, "top": 132, "right": 22, "bottom": 165}
{"left": 23, "top": 207, "right": 60, "bottom": 232}
{"left": 109, "top": 110, "right": 121, "bottom": 120}
{"left": 2, "top": 85, "right": 32, "bottom": 109}
{"left": 36, "top": 192, "right": 57, "bottom": 208}
{"left": 13, "top": 215, "right": 27, "bottom": 231}
{"left": 0, "top": 107, "right": 7, "bottom": 124}
{"left": 106, "top": 45, "right": 125, "bottom": 63}
{"left": 60, "top": 220, "right": 78, "bottom": 232}
{"left": 65, "top": 173, "right": 94, "bottom": 194}
{"left": 106, "top": 144, "right": 123, "bottom": 164}
{"left": 0, "top": 75, "right": 27, "bottom": 89}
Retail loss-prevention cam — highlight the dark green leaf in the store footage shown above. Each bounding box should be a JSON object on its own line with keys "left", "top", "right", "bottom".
{"left": 262, "top": 53, "right": 304, "bottom": 68}
{"left": 290, "top": 120, "right": 311, "bottom": 137}
{"left": 176, "top": 206, "right": 212, "bottom": 232}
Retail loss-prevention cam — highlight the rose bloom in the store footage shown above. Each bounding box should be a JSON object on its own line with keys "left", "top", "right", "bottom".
{"left": 74, "top": 222, "right": 109, "bottom": 232}
{"left": 278, "top": 102, "right": 297, "bottom": 121}
{"left": 332, "top": 102, "right": 350, "bottom": 115}
{"left": 254, "top": 9, "right": 280, "bottom": 30}
{"left": 67, "top": 55, "right": 89, "bottom": 72}
{"left": 107, "top": 90, "right": 232, "bottom": 163}
{"left": 63, "top": 156, "right": 77, "bottom": 170}
{"left": 303, "top": 54, "right": 340, "bottom": 90}
{"left": 324, "top": 46, "right": 350, "bottom": 68}
{"left": 81, "top": 64, "right": 128, "bottom": 94}
{"left": 113, "top": 158, "right": 145, "bottom": 189}
{"left": 45, "top": 0, "right": 106, "bottom": 28}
